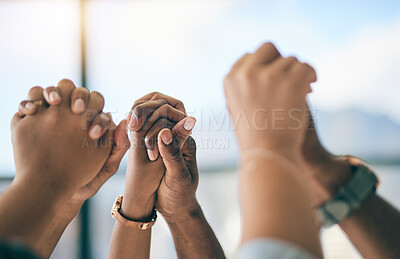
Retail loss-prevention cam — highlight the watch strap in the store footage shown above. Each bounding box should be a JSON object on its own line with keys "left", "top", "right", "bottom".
{"left": 111, "top": 195, "right": 157, "bottom": 230}
{"left": 317, "top": 157, "right": 378, "bottom": 227}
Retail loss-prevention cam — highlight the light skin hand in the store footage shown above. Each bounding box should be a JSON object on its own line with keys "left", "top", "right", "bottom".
{"left": 224, "top": 42, "right": 322, "bottom": 258}
{"left": 224, "top": 43, "right": 316, "bottom": 155}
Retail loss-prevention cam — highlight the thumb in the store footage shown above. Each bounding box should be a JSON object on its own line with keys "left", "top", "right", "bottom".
{"left": 171, "top": 116, "right": 196, "bottom": 148}
{"left": 157, "top": 117, "right": 195, "bottom": 179}
{"left": 157, "top": 128, "right": 187, "bottom": 178}
{"left": 97, "top": 119, "right": 130, "bottom": 182}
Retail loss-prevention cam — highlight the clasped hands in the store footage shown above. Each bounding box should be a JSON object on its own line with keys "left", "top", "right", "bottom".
{"left": 10, "top": 79, "right": 200, "bottom": 256}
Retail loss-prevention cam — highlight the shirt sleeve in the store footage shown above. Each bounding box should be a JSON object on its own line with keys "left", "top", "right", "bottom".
{"left": 236, "top": 238, "right": 317, "bottom": 259}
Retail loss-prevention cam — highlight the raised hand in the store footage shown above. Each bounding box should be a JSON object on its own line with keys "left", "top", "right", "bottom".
{"left": 120, "top": 93, "right": 188, "bottom": 221}
{"left": 224, "top": 43, "right": 316, "bottom": 155}
{"left": 4, "top": 79, "right": 129, "bottom": 257}
{"left": 11, "top": 79, "right": 115, "bottom": 194}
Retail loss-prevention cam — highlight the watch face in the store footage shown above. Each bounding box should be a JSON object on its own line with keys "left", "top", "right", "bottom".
{"left": 325, "top": 200, "right": 351, "bottom": 219}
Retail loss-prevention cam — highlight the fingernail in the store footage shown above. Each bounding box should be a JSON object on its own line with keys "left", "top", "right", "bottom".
{"left": 89, "top": 125, "right": 103, "bottom": 140}
{"left": 183, "top": 117, "right": 196, "bottom": 131}
{"left": 161, "top": 130, "right": 173, "bottom": 145}
{"left": 49, "top": 91, "right": 61, "bottom": 103}
{"left": 129, "top": 113, "right": 138, "bottom": 130}
{"left": 72, "top": 98, "right": 85, "bottom": 113}
{"left": 25, "top": 102, "right": 35, "bottom": 110}
{"left": 147, "top": 149, "right": 157, "bottom": 161}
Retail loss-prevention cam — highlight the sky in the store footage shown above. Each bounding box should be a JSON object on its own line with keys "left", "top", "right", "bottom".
{"left": 1, "top": 0, "right": 400, "bottom": 174}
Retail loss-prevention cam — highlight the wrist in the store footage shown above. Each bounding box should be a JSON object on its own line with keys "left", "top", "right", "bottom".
{"left": 241, "top": 147, "right": 303, "bottom": 171}
{"left": 162, "top": 199, "right": 202, "bottom": 224}
{"left": 120, "top": 192, "right": 156, "bottom": 220}
{"left": 13, "top": 173, "right": 75, "bottom": 203}
{"left": 315, "top": 155, "right": 353, "bottom": 201}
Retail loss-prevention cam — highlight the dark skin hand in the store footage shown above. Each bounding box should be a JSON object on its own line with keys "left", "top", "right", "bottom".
{"left": 0, "top": 79, "right": 122, "bottom": 256}
{"left": 156, "top": 126, "right": 225, "bottom": 259}
{"left": 109, "top": 94, "right": 188, "bottom": 259}
{"left": 109, "top": 93, "right": 225, "bottom": 259}
{"left": 14, "top": 82, "right": 130, "bottom": 258}
{"left": 301, "top": 106, "right": 400, "bottom": 259}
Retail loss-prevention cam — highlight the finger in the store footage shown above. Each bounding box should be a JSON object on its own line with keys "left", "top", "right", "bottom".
{"left": 11, "top": 112, "right": 22, "bottom": 130}
{"left": 247, "top": 42, "right": 281, "bottom": 67}
{"left": 170, "top": 116, "right": 197, "bottom": 148}
{"left": 158, "top": 128, "right": 190, "bottom": 180}
{"left": 18, "top": 100, "right": 39, "bottom": 116}
{"left": 144, "top": 118, "right": 175, "bottom": 161}
{"left": 27, "top": 86, "right": 47, "bottom": 112}
{"left": 230, "top": 53, "right": 252, "bottom": 72}
{"left": 134, "top": 92, "right": 186, "bottom": 113}
{"left": 43, "top": 86, "right": 62, "bottom": 106}
{"left": 269, "top": 56, "right": 299, "bottom": 72}
{"left": 128, "top": 99, "right": 168, "bottom": 131}
{"left": 180, "top": 136, "right": 198, "bottom": 182}
{"left": 287, "top": 63, "right": 317, "bottom": 96}
{"left": 71, "top": 87, "right": 90, "bottom": 114}
{"left": 84, "top": 91, "right": 105, "bottom": 127}
{"left": 289, "top": 62, "right": 317, "bottom": 85}
{"left": 88, "top": 112, "right": 112, "bottom": 140}
{"left": 139, "top": 104, "right": 187, "bottom": 133}
{"left": 56, "top": 79, "right": 76, "bottom": 107}
{"left": 94, "top": 120, "right": 130, "bottom": 184}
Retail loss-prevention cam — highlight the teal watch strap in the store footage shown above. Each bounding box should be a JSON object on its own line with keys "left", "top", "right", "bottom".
{"left": 317, "top": 157, "right": 379, "bottom": 227}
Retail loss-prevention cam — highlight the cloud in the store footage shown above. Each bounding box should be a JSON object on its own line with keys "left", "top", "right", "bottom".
{"left": 310, "top": 18, "right": 400, "bottom": 123}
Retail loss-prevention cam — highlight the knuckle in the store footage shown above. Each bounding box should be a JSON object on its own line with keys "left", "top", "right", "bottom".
{"left": 91, "top": 91, "right": 104, "bottom": 101}
{"left": 149, "top": 91, "right": 160, "bottom": 96}
{"left": 28, "top": 86, "right": 44, "bottom": 96}
{"left": 261, "top": 42, "right": 277, "bottom": 51}
{"left": 175, "top": 100, "right": 184, "bottom": 108}
{"left": 286, "top": 56, "right": 298, "bottom": 63}
{"left": 159, "top": 103, "right": 170, "bottom": 113}
{"left": 76, "top": 87, "right": 90, "bottom": 95}
{"left": 236, "top": 69, "right": 254, "bottom": 84}
{"left": 133, "top": 100, "right": 145, "bottom": 107}
{"left": 132, "top": 106, "right": 142, "bottom": 117}
{"left": 144, "top": 135, "right": 156, "bottom": 147}
{"left": 151, "top": 93, "right": 162, "bottom": 100}
{"left": 58, "top": 78, "right": 74, "bottom": 85}
{"left": 45, "top": 86, "right": 56, "bottom": 92}
{"left": 223, "top": 73, "right": 233, "bottom": 86}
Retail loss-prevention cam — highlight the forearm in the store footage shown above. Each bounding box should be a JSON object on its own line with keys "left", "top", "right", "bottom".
{"left": 0, "top": 177, "right": 71, "bottom": 253}
{"left": 108, "top": 191, "right": 155, "bottom": 259}
{"left": 240, "top": 154, "right": 322, "bottom": 258}
{"left": 35, "top": 199, "right": 83, "bottom": 258}
{"left": 339, "top": 193, "right": 400, "bottom": 259}
{"left": 164, "top": 202, "right": 225, "bottom": 259}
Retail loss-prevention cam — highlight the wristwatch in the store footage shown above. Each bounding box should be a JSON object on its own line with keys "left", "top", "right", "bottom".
{"left": 316, "top": 155, "right": 379, "bottom": 227}
{"left": 111, "top": 195, "right": 157, "bottom": 230}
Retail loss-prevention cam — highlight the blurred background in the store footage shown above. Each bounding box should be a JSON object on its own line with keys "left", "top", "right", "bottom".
{"left": 1, "top": 0, "right": 400, "bottom": 258}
